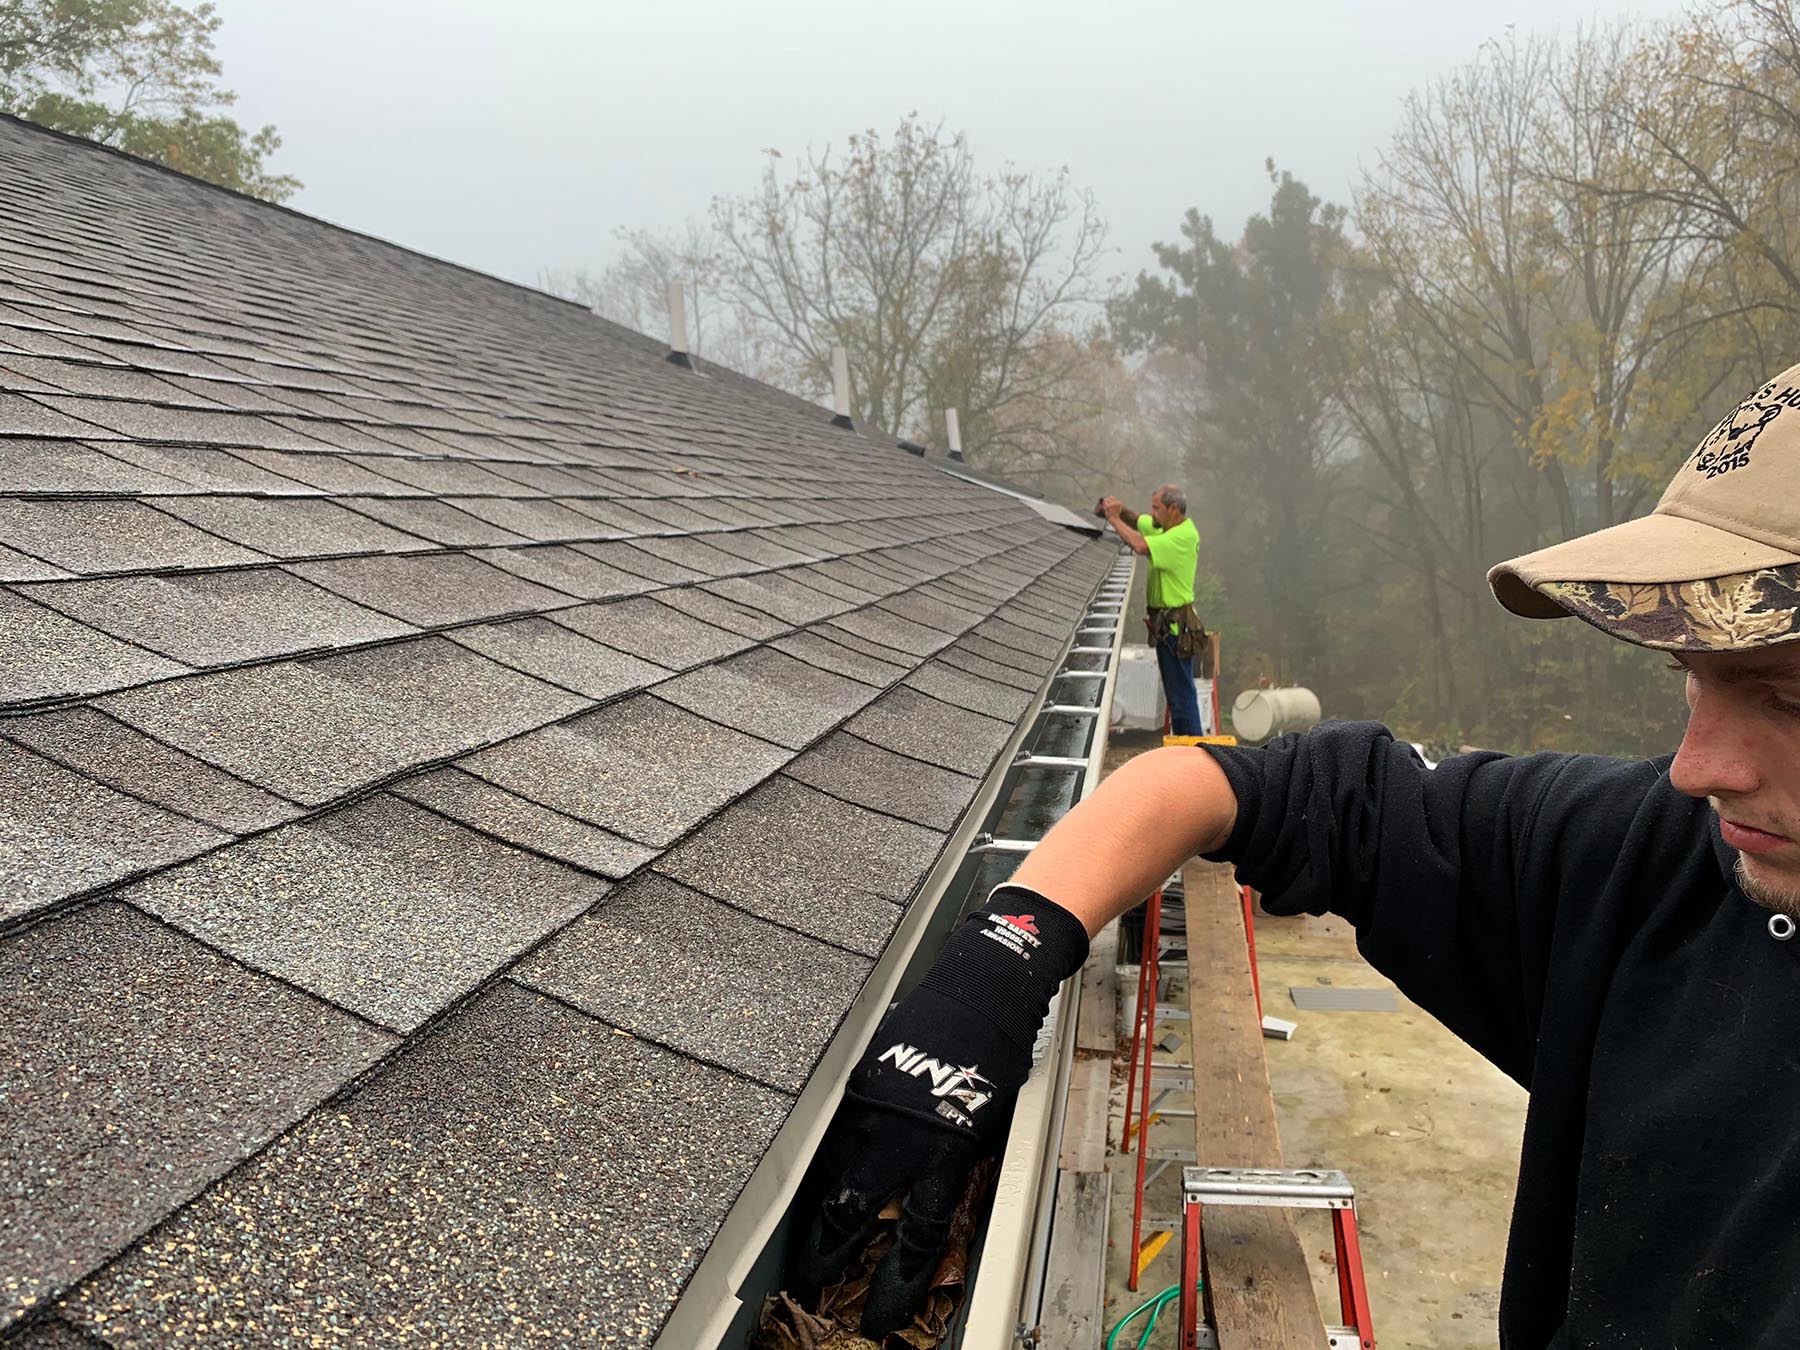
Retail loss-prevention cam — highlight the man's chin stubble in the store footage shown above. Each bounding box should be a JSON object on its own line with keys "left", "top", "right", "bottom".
{"left": 1734, "top": 855, "right": 1800, "bottom": 918}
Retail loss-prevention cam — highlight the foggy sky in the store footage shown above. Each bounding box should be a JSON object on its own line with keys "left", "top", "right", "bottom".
{"left": 209, "top": 0, "right": 1693, "bottom": 295}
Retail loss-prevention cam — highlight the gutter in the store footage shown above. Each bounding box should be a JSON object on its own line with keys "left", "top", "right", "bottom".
{"left": 657, "top": 551, "right": 1136, "bottom": 1350}
{"left": 959, "top": 560, "right": 1130, "bottom": 1348}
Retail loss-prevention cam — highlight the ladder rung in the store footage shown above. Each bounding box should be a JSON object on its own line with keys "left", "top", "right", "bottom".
{"left": 1053, "top": 670, "right": 1107, "bottom": 681}
{"left": 1181, "top": 1166, "right": 1355, "bottom": 1209}
{"left": 1043, "top": 704, "right": 1100, "bottom": 717}
{"left": 1014, "top": 754, "right": 1087, "bottom": 770}
{"left": 1067, "top": 645, "right": 1112, "bottom": 654}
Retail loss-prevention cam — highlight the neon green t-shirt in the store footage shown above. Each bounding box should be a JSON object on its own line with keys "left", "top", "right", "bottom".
{"left": 1138, "top": 514, "right": 1199, "bottom": 610}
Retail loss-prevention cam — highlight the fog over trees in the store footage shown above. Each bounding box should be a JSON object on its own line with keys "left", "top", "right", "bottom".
{"left": 556, "top": 1, "right": 1800, "bottom": 757}
{"left": 16, "top": 0, "right": 1791, "bottom": 756}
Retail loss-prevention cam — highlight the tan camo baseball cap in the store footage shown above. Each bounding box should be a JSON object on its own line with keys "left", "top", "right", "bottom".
{"left": 1487, "top": 363, "right": 1800, "bottom": 651}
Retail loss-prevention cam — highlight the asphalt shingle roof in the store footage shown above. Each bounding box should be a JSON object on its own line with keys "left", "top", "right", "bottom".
{"left": 0, "top": 112, "right": 1115, "bottom": 1346}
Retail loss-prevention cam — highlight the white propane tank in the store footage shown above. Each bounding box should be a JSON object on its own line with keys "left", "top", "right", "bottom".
{"left": 1230, "top": 687, "right": 1322, "bottom": 743}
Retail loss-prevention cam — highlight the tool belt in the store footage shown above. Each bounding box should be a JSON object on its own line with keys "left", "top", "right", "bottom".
{"left": 1147, "top": 604, "right": 1206, "bottom": 659}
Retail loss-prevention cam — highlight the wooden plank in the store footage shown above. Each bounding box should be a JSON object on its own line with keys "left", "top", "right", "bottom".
{"left": 1075, "top": 917, "right": 1118, "bottom": 1055}
{"left": 1057, "top": 1052, "right": 1111, "bottom": 1172}
{"left": 1038, "top": 1169, "right": 1110, "bottom": 1350}
{"left": 1183, "top": 859, "right": 1328, "bottom": 1350}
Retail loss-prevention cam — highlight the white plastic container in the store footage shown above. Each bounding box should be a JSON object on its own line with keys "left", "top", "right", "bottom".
{"left": 1111, "top": 646, "right": 1163, "bottom": 731}
{"left": 1230, "top": 686, "right": 1322, "bottom": 743}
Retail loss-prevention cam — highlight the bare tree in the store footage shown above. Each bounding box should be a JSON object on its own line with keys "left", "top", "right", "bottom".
{"left": 709, "top": 115, "right": 1109, "bottom": 452}
{"left": 541, "top": 222, "right": 774, "bottom": 377}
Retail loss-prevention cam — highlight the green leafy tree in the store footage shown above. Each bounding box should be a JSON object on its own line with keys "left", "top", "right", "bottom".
{"left": 0, "top": 0, "right": 297, "bottom": 200}
{"left": 1112, "top": 165, "right": 1349, "bottom": 685}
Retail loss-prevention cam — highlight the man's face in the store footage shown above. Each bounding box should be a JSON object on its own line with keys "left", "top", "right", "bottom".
{"left": 1670, "top": 645, "right": 1800, "bottom": 914}
{"left": 1149, "top": 492, "right": 1173, "bottom": 529}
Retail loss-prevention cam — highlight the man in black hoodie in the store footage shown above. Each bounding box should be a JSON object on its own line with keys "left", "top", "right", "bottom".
{"left": 801, "top": 363, "right": 1800, "bottom": 1346}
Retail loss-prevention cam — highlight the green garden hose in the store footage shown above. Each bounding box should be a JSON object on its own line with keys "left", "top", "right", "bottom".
{"left": 1104, "top": 1279, "right": 1201, "bottom": 1350}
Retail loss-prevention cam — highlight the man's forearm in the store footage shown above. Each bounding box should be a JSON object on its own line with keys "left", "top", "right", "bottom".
{"left": 1106, "top": 511, "right": 1149, "bottom": 555}
{"left": 1010, "top": 746, "right": 1237, "bottom": 936}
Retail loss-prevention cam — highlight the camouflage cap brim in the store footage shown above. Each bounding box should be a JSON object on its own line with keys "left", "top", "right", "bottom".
{"left": 1536, "top": 564, "right": 1800, "bottom": 651}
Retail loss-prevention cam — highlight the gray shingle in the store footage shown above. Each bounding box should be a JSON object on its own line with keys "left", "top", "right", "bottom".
{"left": 783, "top": 563, "right": 880, "bottom": 605}
{"left": 391, "top": 767, "right": 657, "bottom": 878}
{"left": 0, "top": 742, "right": 228, "bottom": 922}
{"left": 993, "top": 601, "right": 1069, "bottom": 640}
{"left": 658, "top": 776, "right": 944, "bottom": 955}
{"left": 0, "top": 499, "right": 265, "bottom": 573}
{"left": 569, "top": 538, "right": 704, "bottom": 584}
{"left": 339, "top": 495, "right": 528, "bottom": 545}
{"left": 517, "top": 873, "right": 871, "bottom": 1091}
{"left": 16, "top": 568, "right": 413, "bottom": 665}
{"left": 4, "top": 706, "right": 297, "bottom": 834}
{"left": 904, "top": 659, "right": 1036, "bottom": 720}
{"left": 462, "top": 694, "right": 788, "bottom": 847}
{"left": 474, "top": 544, "right": 659, "bottom": 600}
{"left": 0, "top": 439, "right": 188, "bottom": 493}
{"left": 63, "top": 983, "right": 790, "bottom": 1350}
{"left": 828, "top": 604, "right": 953, "bottom": 657}
{"left": 339, "top": 456, "right": 524, "bottom": 496}
{"left": 770, "top": 628, "right": 911, "bottom": 688}
{"left": 629, "top": 533, "right": 756, "bottom": 577}
{"left": 785, "top": 731, "right": 981, "bottom": 832}
{"left": 80, "top": 441, "right": 316, "bottom": 493}
{"left": 442, "top": 496, "right": 607, "bottom": 542}
{"left": 655, "top": 646, "right": 872, "bottom": 750}
{"left": 0, "top": 390, "right": 110, "bottom": 438}
{"left": 553, "top": 594, "right": 757, "bottom": 668}
{"left": 974, "top": 615, "right": 1069, "bottom": 659}
{"left": 655, "top": 584, "right": 788, "bottom": 639}
{"left": 221, "top": 448, "right": 414, "bottom": 495}
{"left": 0, "top": 542, "right": 67, "bottom": 582}
{"left": 846, "top": 684, "right": 1016, "bottom": 777}
{"left": 704, "top": 571, "right": 849, "bottom": 626}
{"left": 447, "top": 616, "right": 667, "bottom": 700}
{"left": 101, "top": 639, "right": 584, "bottom": 805}
{"left": 0, "top": 904, "right": 393, "bottom": 1327}
{"left": 29, "top": 394, "right": 329, "bottom": 450}
{"left": 0, "top": 589, "right": 186, "bottom": 705}
{"left": 946, "top": 632, "right": 1054, "bottom": 682}
{"left": 154, "top": 495, "right": 427, "bottom": 558}
{"left": 123, "top": 794, "right": 604, "bottom": 1029}
{"left": 290, "top": 551, "right": 571, "bottom": 626}
{"left": 880, "top": 589, "right": 986, "bottom": 634}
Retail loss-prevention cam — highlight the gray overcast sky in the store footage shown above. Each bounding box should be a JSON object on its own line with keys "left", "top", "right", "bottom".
{"left": 209, "top": 0, "right": 1694, "bottom": 293}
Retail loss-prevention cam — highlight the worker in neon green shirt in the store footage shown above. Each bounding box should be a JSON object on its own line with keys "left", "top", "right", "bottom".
{"left": 1100, "top": 485, "right": 1205, "bottom": 734}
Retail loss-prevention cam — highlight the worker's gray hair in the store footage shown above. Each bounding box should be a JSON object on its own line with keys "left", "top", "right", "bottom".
{"left": 1157, "top": 485, "right": 1188, "bottom": 514}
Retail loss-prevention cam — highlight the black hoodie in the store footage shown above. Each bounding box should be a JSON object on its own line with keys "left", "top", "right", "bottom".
{"left": 1204, "top": 722, "right": 1800, "bottom": 1349}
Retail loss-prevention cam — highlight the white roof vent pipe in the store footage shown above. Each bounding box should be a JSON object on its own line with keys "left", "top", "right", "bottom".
{"left": 830, "top": 345, "right": 854, "bottom": 429}
{"left": 666, "top": 281, "right": 695, "bottom": 369}
{"left": 946, "top": 407, "right": 965, "bottom": 462}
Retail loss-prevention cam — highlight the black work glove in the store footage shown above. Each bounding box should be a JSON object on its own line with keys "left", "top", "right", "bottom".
{"left": 796, "top": 884, "right": 1090, "bottom": 1336}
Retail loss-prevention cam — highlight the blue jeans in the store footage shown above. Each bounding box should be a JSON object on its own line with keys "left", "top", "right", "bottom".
{"left": 1156, "top": 633, "right": 1203, "bottom": 736}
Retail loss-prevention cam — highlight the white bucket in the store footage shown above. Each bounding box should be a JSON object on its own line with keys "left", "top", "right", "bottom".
{"left": 1230, "top": 686, "right": 1322, "bottom": 743}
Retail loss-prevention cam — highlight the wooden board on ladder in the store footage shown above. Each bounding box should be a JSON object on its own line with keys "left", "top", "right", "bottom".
{"left": 1182, "top": 858, "right": 1331, "bottom": 1350}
